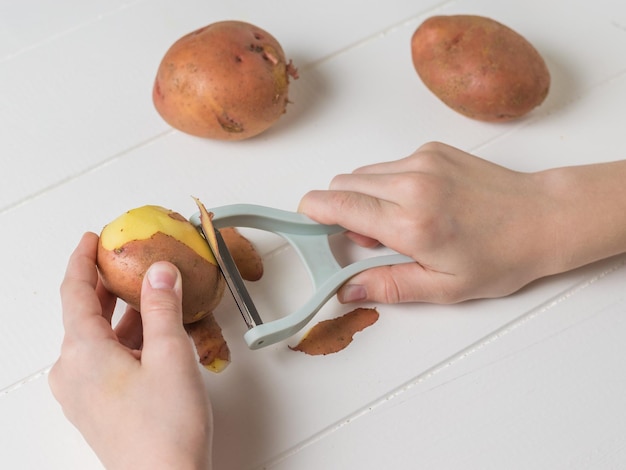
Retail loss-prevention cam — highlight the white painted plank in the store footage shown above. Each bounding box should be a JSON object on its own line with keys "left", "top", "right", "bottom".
{"left": 2, "top": 12, "right": 626, "bottom": 391}
{"left": 0, "top": 372, "right": 103, "bottom": 469}
{"left": 267, "top": 258, "right": 626, "bottom": 470}
{"left": 0, "top": 0, "right": 447, "bottom": 212}
{"left": 1, "top": 0, "right": 626, "bottom": 468}
{"left": 0, "top": 0, "right": 133, "bottom": 60}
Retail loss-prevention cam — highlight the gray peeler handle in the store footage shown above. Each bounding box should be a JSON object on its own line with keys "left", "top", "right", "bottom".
{"left": 244, "top": 252, "right": 414, "bottom": 349}
{"left": 190, "top": 203, "right": 344, "bottom": 235}
{"left": 190, "top": 204, "right": 414, "bottom": 349}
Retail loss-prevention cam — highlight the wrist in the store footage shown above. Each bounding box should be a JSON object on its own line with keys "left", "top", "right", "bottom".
{"left": 532, "top": 161, "right": 626, "bottom": 276}
{"left": 499, "top": 169, "right": 564, "bottom": 285}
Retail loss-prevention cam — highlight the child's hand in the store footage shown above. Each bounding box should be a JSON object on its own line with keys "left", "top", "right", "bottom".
{"left": 299, "top": 142, "right": 557, "bottom": 304}
{"left": 49, "top": 232, "right": 213, "bottom": 469}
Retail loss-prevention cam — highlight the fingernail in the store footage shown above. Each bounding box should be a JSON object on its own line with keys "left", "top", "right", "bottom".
{"left": 147, "top": 262, "right": 179, "bottom": 290}
{"left": 338, "top": 284, "right": 367, "bottom": 303}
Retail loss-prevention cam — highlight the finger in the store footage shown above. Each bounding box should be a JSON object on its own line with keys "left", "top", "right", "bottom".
{"left": 299, "top": 189, "right": 402, "bottom": 245}
{"left": 328, "top": 172, "right": 408, "bottom": 202}
{"left": 344, "top": 231, "right": 380, "bottom": 248}
{"left": 352, "top": 156, "right": 415, "bottom": 175}
{"left": 299, "top": 189, "right": 386, "bottom": 225}
{"left": 351, "top": 146, "right": 439, "bottom": 175}
{"left": 96, "top": 276, "right": 118, "bottom": 325}
{"left": 352, "top": 142, "right": 463, "bottom": 175}
{"left": 336, "top": 262, "right": 460, "bottom": 304}
{"left": 61, "top": 232, "right": 114, "bottom": 339}
{"left": 138, "top": 262, "right": 195, "bottom": 366}
{"left": 114, "top": 306, "right": 143, "bottom": 350}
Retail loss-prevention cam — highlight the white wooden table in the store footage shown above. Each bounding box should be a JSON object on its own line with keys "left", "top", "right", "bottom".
{"left": 1, "top": 1, "right": 625, "bottom": 468}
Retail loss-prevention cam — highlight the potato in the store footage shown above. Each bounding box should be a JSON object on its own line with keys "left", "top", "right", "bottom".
{"left": 96, "top": 205, "right": 225, "bottom": 324}
{"left": 153, "top": 20, "right": 299, "bottom": 140}
{"left": 411, "top": 15, "right": 550, "bottom": 122}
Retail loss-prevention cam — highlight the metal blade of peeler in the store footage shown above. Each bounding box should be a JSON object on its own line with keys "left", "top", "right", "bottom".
{"left": 202, "top": 226, "right": 263, "bottom": 330}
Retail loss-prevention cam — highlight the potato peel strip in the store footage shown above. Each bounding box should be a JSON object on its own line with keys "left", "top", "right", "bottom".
{"left": 290, "top": 308, "right": 380, "bottom": 355}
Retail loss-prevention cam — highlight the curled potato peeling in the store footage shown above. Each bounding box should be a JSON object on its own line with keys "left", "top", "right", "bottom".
{"left": 290, "top": 308, "right": 380, "bottom": 356}
{"left": 185, "top": 313, "right": 231, "bottom": 373}
{"left": 219, "top": 227, "right": 264, "bottom": 282}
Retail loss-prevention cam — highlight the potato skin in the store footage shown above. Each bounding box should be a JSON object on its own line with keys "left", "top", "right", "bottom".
{"left": 97, "top": 232, "right": 225, "bottom": 324}
{"left": 153, "top": 20, "right": 298, "bottom": 140}
{"left": 185, "top": 313, "right": 230, "bottom": 372}
{"left": 220, "top": 227, "right": 263, "bottom": 281}
{"left": 411, "top": 15, "right": 550, "bottom": 122}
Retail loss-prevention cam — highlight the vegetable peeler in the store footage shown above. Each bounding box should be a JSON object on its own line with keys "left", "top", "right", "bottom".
{"left": 190, "top": 204, "right": 414, "bottom": 350}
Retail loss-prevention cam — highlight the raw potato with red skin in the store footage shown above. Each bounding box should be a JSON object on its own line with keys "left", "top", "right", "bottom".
{"left": 411, "top": 15, "right": 550, "bottom": 122}
{"left": 153, "top": 20, "right": 299, "bottom": 140}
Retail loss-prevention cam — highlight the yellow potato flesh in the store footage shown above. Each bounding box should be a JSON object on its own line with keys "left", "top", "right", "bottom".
{"left": 101, "top": 205, "right": 216, "bottom": 265}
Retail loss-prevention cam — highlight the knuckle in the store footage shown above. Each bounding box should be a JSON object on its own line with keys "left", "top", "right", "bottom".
{"left": 143, "top": 299, "right": 181, "bottom": 319}
{"left": 143, "top": 289, "right": 181, "bottom": 312}
{"left": 328, "top": 173, "right": 351, "bottom": 190}
{"left": 384, "top": 278, "right": 402, "bottom": 304}
{"left": 416, "top": 141, "right": 441, "bottom": 152}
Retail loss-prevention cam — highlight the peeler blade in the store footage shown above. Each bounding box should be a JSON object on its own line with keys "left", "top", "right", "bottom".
{"left": 201, "top": 226, "right": 263, "bottom": 330}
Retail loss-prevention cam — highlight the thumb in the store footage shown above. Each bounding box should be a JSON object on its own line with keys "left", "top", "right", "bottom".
{"left": 336, "top": 263, "right": 453, "bottom": 304}
{"left": 140, "top": 262, "right": 192, "bottom": 363}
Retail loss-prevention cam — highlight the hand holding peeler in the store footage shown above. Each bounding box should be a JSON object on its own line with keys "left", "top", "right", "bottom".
{"left": 190, "top": 204, "right": 414, "bottom": 350}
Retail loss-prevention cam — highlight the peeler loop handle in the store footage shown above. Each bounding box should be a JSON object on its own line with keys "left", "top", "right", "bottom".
{"left": 191, "top": 204, "right": 344, "bottom": 235}
{"left": 244, "top": 252, "right": 414, "bottom": 349}
{"left": 191, "top": 204, "right": 348, "bottom": 289}
{"left": 189, "top": 204, "right": 414, "bottom": 350}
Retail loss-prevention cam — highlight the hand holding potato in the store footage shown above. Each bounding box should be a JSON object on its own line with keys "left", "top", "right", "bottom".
{"left": 49, "top": 233, "right": 213, "bottom": 469}
{"left": 299, "top": 142, "right": 626, "bottom": 304}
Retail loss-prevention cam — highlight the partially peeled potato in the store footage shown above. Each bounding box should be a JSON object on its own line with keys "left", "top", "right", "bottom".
{"left": 96, "top": 202, "right": 266, "bottom": 373}
{"left": 97, "top": 205, "right": 226, "bottom": 325}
